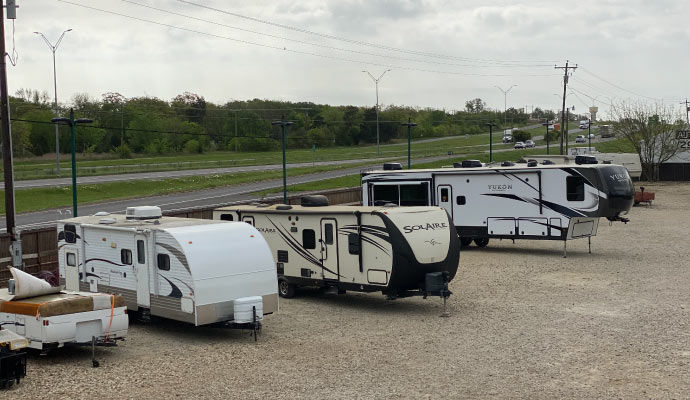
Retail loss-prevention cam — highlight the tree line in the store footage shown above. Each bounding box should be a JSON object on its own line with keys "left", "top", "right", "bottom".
{"left": 8, "top": 90, "right": 532, "bottom": 158}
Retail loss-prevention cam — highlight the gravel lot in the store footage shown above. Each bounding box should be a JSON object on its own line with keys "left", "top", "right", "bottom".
{"left": 6, "top": 182, "right": 690, "bottom": 399}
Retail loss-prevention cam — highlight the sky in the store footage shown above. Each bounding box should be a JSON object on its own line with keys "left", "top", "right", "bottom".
{"left": 7, "top": 0, "right": 690, "bottom": 118}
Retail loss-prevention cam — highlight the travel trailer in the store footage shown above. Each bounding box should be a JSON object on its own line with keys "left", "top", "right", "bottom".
{"left": 0, "top": 267, "right": 128, "bottom": 356}
{"left": 57, "top": 206, "right": 278, "bottom": 329}
{"left": 361, "top": 162, "right": 634, "bottom": 255}
{"left": 213, "top": 198, "right": 460, "bottom": 299}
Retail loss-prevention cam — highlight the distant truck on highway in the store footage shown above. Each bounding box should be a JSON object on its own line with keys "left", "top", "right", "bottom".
{"left": 599, "top": 125, "right": 612, "bottom": 138}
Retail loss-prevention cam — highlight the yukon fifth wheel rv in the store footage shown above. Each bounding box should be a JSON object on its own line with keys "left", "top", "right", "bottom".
{"left": 361, "top": 163, "right": 634, "bottom": 255}
{"left": 58, "top": 207, "right": 278, "bottom": 328}
{"left": 213, "top": 199, "right": 460, "bottom": 299}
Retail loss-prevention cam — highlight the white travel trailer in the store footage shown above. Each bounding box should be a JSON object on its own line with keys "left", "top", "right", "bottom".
{"left": 525, "top": 148, "right": 643, "bottom": 179}
{"left": 361, "top": 162, "right": 634, "bottom": 255}
{"left": 57, "top": 206, "right": 278, "bottom": 328}
{"left": 213, "top": 198, "right": 460, "bottom": 299}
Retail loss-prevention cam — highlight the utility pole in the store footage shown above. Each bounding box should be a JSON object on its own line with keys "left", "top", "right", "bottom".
{"left": 555, "top": 61, "right": 577, "bottom": 155}
{"left": 401, "top": 117, "right": 417, "bottom": 169}
{"left": 680, "top": 99, "right": 690, "bottom": 125}
{"left": 485, "top": 121, "right": 497, "bottom": 162}
{"left": 1, "top": 0, "right": 22, "bottom": 268}
{"left": 271, "top": 117, "right": 293, "bottom": 204}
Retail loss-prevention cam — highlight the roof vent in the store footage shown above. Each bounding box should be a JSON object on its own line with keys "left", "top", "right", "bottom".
{"left": 301, "top": 195, "right": 329, "bottom": 207}
{"left": 527, "top": 160, "right": 538, "bottom": 167}
{"left": 93, "top": 211, "right": 110, "bottom": 216}
{"left": 542, "top": 160, "right": 556, "bottom": 165}
{"left": 126, "top": 206, "right": 162, "bottom": 220}
{"left": 383, "top": 162, "right": 403, "bottom": 171}
{"left": 276, "top": 205, "right": 293, "bottom": 210}
{"left": 501, "top": 161, "right": 515, "bottom": 167}
{"left": 99, "top": 218, "right": 117, "bottom": 225}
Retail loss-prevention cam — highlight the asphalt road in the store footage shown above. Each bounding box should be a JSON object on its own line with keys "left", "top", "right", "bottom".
{"left": 2, "top": 134, "right": 603, "bottom": 231}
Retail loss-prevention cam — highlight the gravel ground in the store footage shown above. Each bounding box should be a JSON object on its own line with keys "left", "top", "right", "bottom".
{"left": 6, "top": 182, "right": 690, "bottom": 399}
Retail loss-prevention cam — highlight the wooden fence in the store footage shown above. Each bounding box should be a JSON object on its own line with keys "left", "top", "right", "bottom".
{"left": 0, "top": 187, "right": 361, "bottom": 286}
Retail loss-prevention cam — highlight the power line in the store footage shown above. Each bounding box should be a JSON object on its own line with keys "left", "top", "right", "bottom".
{"left": 175, "top": 0, "right": 560, "bottom": 66}
{"left": 579, "top": 66, "right": 660, "bottom": 101}
{"left": 123, "top": 0, "right": 552, "bottom": 70}
{"left": 57, "top": 1, "right": 560, "bottom": 78}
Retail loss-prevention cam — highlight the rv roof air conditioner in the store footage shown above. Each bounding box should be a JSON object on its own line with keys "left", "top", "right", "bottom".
{"left": 126, "top": 206, "right": 162, "bottom": 220}
{"left": 575, "top": 155, "right": 598, "bottom": 165}
{"left": 457, "top": 160, "right": 482, "bottom": 168}
{"left": 383, "top": 162, "right": 403, "bottom": 171}
{"left": 301, "top": 195, "right": 329, "bottom": 207}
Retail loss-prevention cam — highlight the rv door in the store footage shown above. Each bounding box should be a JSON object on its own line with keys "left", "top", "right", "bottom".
{"left": 64, "top": 247, "right": 80, "bottom": 291}
{"left": 135, "top": 234, "right": 151, "bottom": 308}
{"left": 437, "top": 185, "right": 453, "bottom": 219}
{"left": 320, "top": 219, "right": 339, "bottom": 280}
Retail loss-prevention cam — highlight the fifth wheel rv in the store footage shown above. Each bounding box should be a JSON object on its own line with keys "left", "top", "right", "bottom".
{"left": 361, "top": 162, "right": 634, "bottom": 255}
{"left": 58, "top": 206, "right": 278, "bottom": 329}
{"left": 214, "top": 198, "right": 460, "bottom": 300}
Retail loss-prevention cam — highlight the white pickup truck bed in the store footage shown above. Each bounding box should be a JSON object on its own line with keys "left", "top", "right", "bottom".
{"left": 0, "top": 289, "right": 128, "bottom": 350}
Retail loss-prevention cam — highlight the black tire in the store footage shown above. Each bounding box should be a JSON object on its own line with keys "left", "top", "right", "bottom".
{"left": 460, "top": 237, "right": 473, "bottom": 247}
{"left": 278, "top": 277, "right": 295, "bottom": 298}
{"left": 474, "top": 237, "right": 490, "bottom": 247}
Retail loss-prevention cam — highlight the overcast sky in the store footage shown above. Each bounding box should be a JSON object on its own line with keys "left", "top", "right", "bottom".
{"left": 7, "top": 0, "right": 690, "bottom": 117}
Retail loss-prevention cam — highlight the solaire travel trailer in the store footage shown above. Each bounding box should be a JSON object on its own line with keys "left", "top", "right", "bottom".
{"left": 361, "top": 162, "right": 634, "bottom": 256}
{"left": 213, "top": 197, "right": 460, "bottom": 301}
{"left": 57, "top": 206, "right": 278, "bottom": 332}
{"left": 1, "top": 267, "right": 127, "bottom": 365}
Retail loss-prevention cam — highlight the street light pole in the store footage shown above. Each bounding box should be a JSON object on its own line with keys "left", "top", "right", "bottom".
{"left": 401, "top": 117, "right": 417, "bottom": 169}
{"left": 362, "top": 69, "right": 391, "bottom": 156}
{"left": 494, "top": 85, "right": 517, "bottom": 128}
{"left": 35, "top": 29, "right": 71, "bottom": 175}
{"left": 272, "top": 117, "right": 293, "bottom": 204}
{"left": 51, "top": 108, "right": 93, "bottom": 217}
{"left": 542, "top": 119, "right": 550, "bottom": 155}
{"left": 485, "top": 121, "right": 497, "bottom": 162}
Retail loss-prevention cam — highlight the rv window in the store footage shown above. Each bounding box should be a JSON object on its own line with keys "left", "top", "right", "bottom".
{"left": 303, "top": 229, "right": 316, "bottom": 249}
{"left": 348, "top": 233, "right": 360, "bottom": 255}
{"left": 121, "top": 249, "right": 132, "bottom": 265}
{"left": 400, "top": 183, "right": 429, "bottom": 206}
{"left": 157, "top": 254, "right": 170, "bottom": 271}
{"left": 137, "top": 240, "right": 145, "bottom": 263}
{"left": 277, "top": 250, "right": 289, "bottom": 263}
{"left": 64, "top": 224, "right": 77, "bottom": 243}
{"left": 219, "top": 213, "right": 234, "bottom": 221}
{"left": 456, "top": 196, "right": 466, "bottom": 205}
{"left": 566, "top": 176, "right": 585, "bottom": 201}
{"left": 324, "top": 223, "right": 334, "bottom": 245}
{"left": 440, "top": 188, "right": 449, "bottom": 203}
{"left": 372, "top": 185, "right": 399, "bottom": 206}
{"left": 66, "top": 252, "right": 76, "bottom": 267}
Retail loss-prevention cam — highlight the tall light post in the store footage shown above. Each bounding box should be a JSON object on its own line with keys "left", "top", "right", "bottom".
{"left": 485, "top": 121, "right": 497, "bottom": 162}
{"left": 542, "top": 119, "right": 550, "bottom": 155}
{"left": 35, "top": 28, "right": 72, "bottom": 175}
{"left": 272, "top": 117, "right": 293, "bottom": 204}
{"left": 362, "top": 69, "right": 391, "bottom": 156}
{"left": 494, "top": 85, "right": 517, "bottom": 128}
{"left": 52, "top": 109, "right": 93, "bottom": 217}
{"left": 401, "top": 117, "right": 417, "bottom": 169}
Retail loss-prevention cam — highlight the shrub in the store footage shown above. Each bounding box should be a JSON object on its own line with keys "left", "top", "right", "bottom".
{"left": 512, "top": 130, "right": 532, "bottom": 142}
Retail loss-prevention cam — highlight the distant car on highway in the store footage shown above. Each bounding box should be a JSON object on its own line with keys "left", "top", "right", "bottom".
{"left": 514, "top": 141, "right": 525, "bottom": 149}
{"left": 524, "top": 140, "right": 535, "bottom": 148}
{"left": 575, "top": 135, "right": 586, "bottom": 143}
{"left": 588, "top": 133, "right": 596, "bottom": 139}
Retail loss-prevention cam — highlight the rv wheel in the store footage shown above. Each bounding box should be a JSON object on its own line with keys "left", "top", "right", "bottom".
{"left": 278, "top": 278, "right": 295, "bottom": 298}
{"left": 474, "top": 238, "right": 490, "bottom": 247}
{"left": 460, "top": 237, "right": 473, "bottom": 247}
